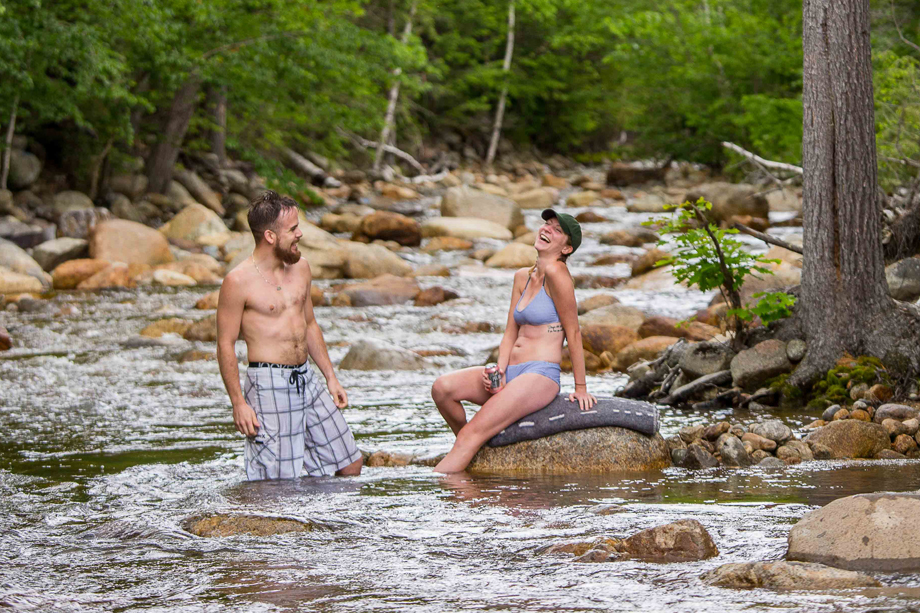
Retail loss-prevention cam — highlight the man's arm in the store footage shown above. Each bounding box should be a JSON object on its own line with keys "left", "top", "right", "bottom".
{"left": 216, "top": 274, "right": 259, "bottom": 435}
{"left": 302, "top": 263, "right": 348, "bottom": 408}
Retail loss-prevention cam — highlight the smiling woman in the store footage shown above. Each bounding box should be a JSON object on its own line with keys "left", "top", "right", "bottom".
{"left": 431, "top": 208, "right": 597, "bottom": 473}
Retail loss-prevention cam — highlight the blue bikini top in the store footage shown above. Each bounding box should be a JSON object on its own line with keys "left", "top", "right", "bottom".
{"left": 513, "top": 276, "right": 560, "bottom": 326}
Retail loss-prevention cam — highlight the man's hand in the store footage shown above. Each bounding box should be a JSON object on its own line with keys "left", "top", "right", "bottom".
{"left": 328, "top": 378, "right": 348, "bottom": 409}
{"left": 233, "top": 402, "right": 260, "bottom": 436}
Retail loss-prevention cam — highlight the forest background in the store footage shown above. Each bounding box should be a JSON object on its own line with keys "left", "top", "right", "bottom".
{"left": 0, "top": 0, "right": 918, "bottom": 192}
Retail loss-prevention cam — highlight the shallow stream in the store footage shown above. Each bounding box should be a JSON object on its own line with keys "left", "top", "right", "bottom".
{"left": 2, "top": 204, "right": 920, "bottom": 611}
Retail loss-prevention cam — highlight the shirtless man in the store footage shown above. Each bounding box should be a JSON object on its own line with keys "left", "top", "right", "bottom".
{"left": 216, "top": 190, "right": 363, "bottom": 480}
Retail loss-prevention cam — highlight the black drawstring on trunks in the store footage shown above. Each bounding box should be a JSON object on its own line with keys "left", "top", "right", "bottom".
{"left": 288, "top": 365, "right": 311, "bottom": 397}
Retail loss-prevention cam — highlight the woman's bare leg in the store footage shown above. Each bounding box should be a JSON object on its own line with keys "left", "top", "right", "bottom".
{"left": 431, "top": 367, "right": 493, "bottom": 435}
{"left": 434, "top": 373, "right": 559, "bottom": 473}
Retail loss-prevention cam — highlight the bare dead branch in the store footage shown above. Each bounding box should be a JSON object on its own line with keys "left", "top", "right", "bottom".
{"left": 731, "top": 222, "right": 804, "bottom": 254}
{"left": 721, "top": 141, "right": 803, "bottom": 175}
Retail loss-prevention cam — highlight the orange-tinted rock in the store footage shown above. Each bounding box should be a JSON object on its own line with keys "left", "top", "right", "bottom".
{"left": 195, "top": 290, "right": 220, "bottom": 310}
{"left": 581, "top": 324, "right": 640, "bottom": 356}
{"left": 615, "top": 336, "right": 680, "bottom": 370}
{"left": 631, "top": 248, "right": 670, "bottom": 277}
{"left": 638, "top": 316, "right": 719, "bottom": 341}
{"left": 89, "top": 219, "right": 174, "bottom": 266}
{"left": 52, "top": 259, "right": 111, "bottom": 289}
{"left": 183, "top": 314, "right": 218, "bottom": 342}
{"left": 0, "top": 326, "right": 10, "bottom": 351}
{"left": 354, "top": 211, "right": 421, "bottom": 246}
{"left": 77, "top": 263, "right": 136, "bottom": 290}
{"left": 414, "top": 286, "right": 459, "bottom": 307}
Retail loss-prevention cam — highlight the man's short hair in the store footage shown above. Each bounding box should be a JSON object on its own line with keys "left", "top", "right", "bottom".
{"left": 248, "top": 190, "right": 298, "bottom": 243}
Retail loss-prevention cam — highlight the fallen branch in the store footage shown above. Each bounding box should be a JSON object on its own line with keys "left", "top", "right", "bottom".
{"left": 338, "top": 129, "right": 425, "bottom": 174}
{"left": 731, "top": 222, "right": 803, "bottom": 255}
{"left": 721, "top": 141, "right": 803, "bottom": 175}
{"left": 661, "top": 370, "right": 733, "bottom": 405}
{"left": 409, "top": 170, "right": 450, "bottom": 184}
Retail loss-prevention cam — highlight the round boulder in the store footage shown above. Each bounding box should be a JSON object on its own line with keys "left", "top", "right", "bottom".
{"left": 485, "top": 243, "right": 537, "bottom": 268}
{"left": 356, "top": 211, "right": 421, "bottom": 246}
{"left": 159, "top": 204, "right": 229, "bottom": 245}
{"left": 730, "top": 339, "right": 793, "bottom": 390}
{"left": 8, "top": 150, "right": 42, "bottom": 190}
{"left": 90, "top": 219, "right": 175, "bottom": 266}
{"left": 339, "top": 339, "right": 434, "bottom": 371}
{"left": 679, "top": 341, "right": 735, "bottom": 379}
{"left": 804, "top": 420, "right": 891, "bottom": 459}
{"left": 440, "top": 185, "right": 523, "bottom": 230}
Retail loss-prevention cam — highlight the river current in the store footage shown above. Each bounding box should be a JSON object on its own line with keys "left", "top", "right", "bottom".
{"left": 2, "top": 202, "right": 920, "bottom": 612}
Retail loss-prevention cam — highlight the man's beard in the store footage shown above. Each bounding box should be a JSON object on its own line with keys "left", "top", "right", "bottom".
{"left": 275, "top": 240, "right": 302, "bottom": 265}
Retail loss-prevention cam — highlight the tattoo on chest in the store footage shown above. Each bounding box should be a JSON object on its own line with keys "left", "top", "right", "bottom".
{"left": 547, "top": 323, "right": 563, "bottom": 333}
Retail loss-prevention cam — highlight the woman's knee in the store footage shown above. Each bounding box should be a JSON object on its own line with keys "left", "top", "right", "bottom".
{"left": 431, "top": 375, "right": 451, "bottom": 402}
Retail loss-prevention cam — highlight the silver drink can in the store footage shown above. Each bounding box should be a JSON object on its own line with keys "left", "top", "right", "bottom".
{"left": 486, "top": 365, "right": 502, "bottom": 390}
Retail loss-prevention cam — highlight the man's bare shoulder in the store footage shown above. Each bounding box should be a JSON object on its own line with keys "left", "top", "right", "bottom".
{"left": 221, "top": 261, "right": 253, "bottom": 296}
{"left": 292, "top": 257, "right": 312, "bottom": 282}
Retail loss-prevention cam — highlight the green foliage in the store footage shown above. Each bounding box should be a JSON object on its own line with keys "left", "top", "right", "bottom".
{"left": 805, "top": 356, "right": 890, "bottom": 411}
{"left": 730, "top": 291, "right": 797, "bottom": 325}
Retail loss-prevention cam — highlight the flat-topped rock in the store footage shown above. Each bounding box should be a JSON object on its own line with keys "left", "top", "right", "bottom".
{"left": 702, "top": 561, "right": 881, "bottom": 590}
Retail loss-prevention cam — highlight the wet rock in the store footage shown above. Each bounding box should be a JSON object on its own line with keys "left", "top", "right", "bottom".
{"left": 575, "top": 211, "right": 607, "bottom": 223}
{"left": 626, "top": 190, "right": 668, "bottom": 213}
{"left": 718, "top": 435, "right": 751, "bottom": 467}
{"left": 703, "top": 422, "right": 730, "bottom": 441}
{"left": 195, "top": 291, "right": 220, "bottom": 311}
{"left": 90, "top": 219, "right": 175, "bottom": 266}
{"left": 599, "top": 228, "right": 659, "bottom": 247}
{"left": 336, "top": 274, "right": 420, "bottom": 307}
{"left": 638, "top": 316, "right": 719, "bottom": 341}
{"left": 786, "top": 339, "right": 807, "bottom": 362}
{"left": 7, "top": 150, "right": 42, "bottom": 190}
{"left": 577, "top": 294, "right": 619, "bottom": 315}
{"left": 868, "top": 384, "right": 893, "bottom": 404}
{"left": 777, "top": 440, "right": 813, "bottom": 465}
{"left": 185, "top": 514, "right": 316, "bottom": 537}
{"left": 821, "top": 405, "right": 841, "bottom": 422}
{"left": 440, "top": 185, "right": 523, "bottom": 230}
{"left": 52, "top": 191, "right": 94, "bottom": 217}
{"left": 631, "top": 248, "right": 669, "bottom": 277}
{"left": 684, "top": 182, "right": 769, "bottom": 223}
{"left": 365, "top": 450, "right": 415, "bottom": 467}
{"left": 805, "top": 420, "right": 891, "bottom": 459}
{"left": 152, "top": 269, "right": 197, "bottom": 287}
{"left": 159, "top": 204, "right": 229, "bottom": 245}
{"left": 32, "top": 238, "right": 88, "bottom": 271}
{"left": 620, "top": 519, "right": 718, "bottom": 562}
{"left": 177, "top": 349, "right": 215, "bottom": 363}
{"left": 342, "top": 242, "right": 412, "bottom": 278}
{"left": 679, "top": 425, "right": 704, "bottom": 443}
{"left": 183, "top": 315, "right": 218, "bottom": 342}
{"left": 701, "top": 561, "right": 880, "bottom": 590}
{"left": 679, "top": 341, "right": 735, "bottom": 380}
{"left": 788, "top": 492, "right": 920, "bottom": 571}
{"left": 174, "top": 169, "right": 224, "bottom": 215}
{"left": 421, "top": 236, "right": 473, "bottom": 253}
{"left": 757, "top": 456, "right": 785, "bottom": 468}
{"left": 51, "top": 258, "right": 111, "bottom": 289}
{"left": 485, "top": 243, "right": 537, "bottom": 268}
{"left": 903, "top": 418, "right": 919, "bottom": 436}
{"left": 58, "top": 207, "right": 113, "bottom": 240}
{"left": 469, "top": 428, "right": 671, "bottom": 474}
{"left": 877, "top": 449, "right": 907, "bottom": 459}
{"left": 355, "top": 211, "right": 421, "bottom": 246}
{"left": 806, "top": 441, "right": 834, "bottom": 460}
{"left": 409, "top": 264, "right": 451, "bottom": 278}
{"left": 579, "top": 304, "right": 645, "bottom": 331}
{"left": 833, "top": 408, "right": 851, "bottom": 421}
{"left": 339, "top": 339, "right": 434, "bottom": 371}
{"left": 893, "top": 433, "right": 918, "bottom": 455}
{"left": 581, "top": 325, "right": 639, "bottom": 356}
{"left": 614, "top": 336, "right": 680, "bottom": 371}
{"left": 141, "top": 318, "right": 193, "bottom": 338}
{"left": 671, "top": 448, "right": 688, "bottom": 464}
{"left": 741, "top": 432, "right": 777, "bottom": 452}
{"left": 850, "top": 409, "right": 870, "bottom": 422}
{"left": 414, "top": 287, "right": 459, "bottom": 307}
{"left": 749, "top": 420, "right": 793, "bottom": 445}
{"left": 679, "top": 444, "right": 719, "bottom": 469}
{"left": 873, "top": 403, "right": 920, "bottom": 424}
{"left": 730, "top": 339, "right": 792, "bottom": 390}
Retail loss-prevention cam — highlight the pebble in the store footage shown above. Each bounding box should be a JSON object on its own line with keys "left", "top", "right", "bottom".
{"left": 822, "top": 405, "right": 841, "bottom": 422}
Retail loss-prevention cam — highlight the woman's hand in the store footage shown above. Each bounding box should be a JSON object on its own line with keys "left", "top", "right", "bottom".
{"left": 569, "top": 387, "right": 597, "bottom": 411}
{"left": 482, "top": 368, "right": 504, "bottom": 394}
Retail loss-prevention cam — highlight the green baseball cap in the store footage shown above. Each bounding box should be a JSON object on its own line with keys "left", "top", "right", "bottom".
{"left": 541, "top": 209, "right": 582, "bottom": 253}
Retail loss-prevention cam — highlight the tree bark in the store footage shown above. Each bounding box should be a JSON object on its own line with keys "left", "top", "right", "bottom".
{"left": 373, "top": 0, "right": 418, "bottom": 172}
{"left": 146, "top": 76, "right": 202, "bottom": 194}
{"left": 207, "top": 84, "right": 228, "bottom": 166}
{"left": 485, "top": 0, "right": 515, "bottom": 168}
{"left": 791, "top": 0, "right": 920, "bottom": 386}
{"left": 0, "top": 95, "right": 19, "bottom": 191}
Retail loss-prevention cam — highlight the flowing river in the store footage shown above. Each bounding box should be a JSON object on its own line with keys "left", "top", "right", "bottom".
{"left": 2, "top": 202, "right": 920, "bottom": 611}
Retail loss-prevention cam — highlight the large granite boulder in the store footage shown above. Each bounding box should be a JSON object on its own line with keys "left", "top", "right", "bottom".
{"left": 8, "top": 150, "right": 42, "bottom": 190}
{"left": 684, "top": 182, "right": 769, "bottom": 223}
{"left": 339, "top": 339, "right": 433, "bottom": 371}
{"left": 159, "top": 203, "right": 229, "bottom": 245}
{"left": 355, "top": 211, "right": 421, "bottom": 246}
{"left": 804, "top": 420, "right": 891, "bottom": 459}
{"left": 468, "top": 428, "right": 670, "bottom": 474}
{"left": 579, "top": 304, "right": 645, "bottom": 331}
{"left": 679, "top": 341, "right": 735, "bottom": 379}
{"left": 0, "top": 266, "right": 43, "bottom": 293}
{"left": 886, "top": 256, "right": 920, "bottom": 301}
{"left": 730, "top": 339, "right": 793, "bottom": 390}
{"left": 32, "top": 238, "right": 88, "bottom": 271}
{"left": 89, "top": 219, "right": 175, "bottom": 266}
{"left": 701, "top": 561, "right": 880, "bottom": 590}
{"left": 335, "top": 274, "right": 420, "bottom": 306}
{"left": 51, "top": 259, "right": 111, "bottom": 289}
{"left": 342, "top": 242, "right": 412, "bottom": 278}
{"left": 421, "top": 217, "right": 513, "bottom": 241}
{"left": 787, "top": 492, "right": 920, "bottom": 571}
{"left": 485, "top": 243, "right": 537, "bottom": 268}
{"left": 440, "top": 184, "right": 523, "bottom": 230}
{"left": 0, "top": 238, "right": 50, "bottom": 288}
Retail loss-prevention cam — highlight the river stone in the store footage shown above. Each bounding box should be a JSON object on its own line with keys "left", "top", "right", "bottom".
{"left": 422, "top": 236, "right": 473, "bottom": 253}
{"left": 174, "top": 169, "right": 224, "bottom": 215}
{"left": 421, "top": 217, "right": 513, "bottom": 241}
{"left": 615, "top": 336, "right": 680, "bottom": 371}
{"left": 873, "top": 403, "right": 920, "bottom": 424}
{"left": 620, "top": 519, "right": 718, "bottom": 562}
{"left": 152, "top": 269, "right": 196, "bottom": 287}
{"left": 8, "top": 150, "right": 42, "bottom": 190}
{"left": 566, "top": 190, "right": 602, "bottom": 207}
{"left": 631, "top": 248, "right": 669, "bottom": 277}
{"left": 581, "top": 325, "right": 639, "bottom": 356}
{"left": 185, "top": 514, "right": 316, "bottom": 537}
{"left": 579, "top": 304, "right": 645, "bottom": 331}
{"left": 414, "top": 286, "right": 459, "bottom": 307}
{"left": 485, "top": 243, "right": 537, "bottom": 268}
{"left": 339, "top": 339, "right": 433, "bottom": 371}
{"left": 876, "top": 449, "right": 907, "bottom": 460}
{"left": 679, "top": 341, "right": 735, "bottom": 380}
{"left": 786, "top": 339, "right": 807, "bottom": 362}
{"left": 90, "top": 219, "right": 175, "bottom": 266}
{"left": 0, "top": 215, "right": 47, "bottom": 249}
{"left": 893, "top": 433, "right": 919, "bottom": 455}
{"left": 32, "top": 238, "right": 88, "bottom": 271}
{"left": 77, "top": 262, "right": 138, "bottom": 290}
{"left": 749, "top": 420, "right": 793, "bottom": 444}
{"left": 355, "top": 211, "right": 421, "bottom": 246}
{"left": 701, "top": 561, "right": 880, "bottom": 590}
{"left": 600, "top": 228, "right": 659, "bottom": 247}
{"left": 51, "top": 259, "right": 110, "bottom": 289}
{"left": 638, "top": 316, "right": 719, "bottom": 342}
{"left": 336, "top": 274, "right": 419, "bottom": 306}
{"left": 109, "top": 174, "right": 148, "bottom": 200}
{"left": 52, "top": 191, "right": 94, "bottom": 217}
{"left": 183, "top": 314, "right": 217, "bottom": 342}
{"left": 822, "top": 404, "right": 841, "bottom": 422}
{"left": 58, "top": 207, "right": 113, "bottom": 240}
{"left": 141, "top": 318, "right": 193, "bottom": 338}
{"left": 805, "top": 420, "right": 891, "bottom": 458}
{"left": 882, "top": 418, "right": 909, "bottom": 438}
{"left": 440, "top": 185, "right": 523, "bottom": 230}
{"left": 679, "top": 443, "right": 719, "bottom": 469}
{"left": 684, "top": 182, "right": 769, "bottom": 223}
{"left": 717, "top": 434, "right": 751, "bottom": 467}
{"left": 342, "top": 242, "right": 412, "bottom": 278}
{"left": 0, "top": 266, "right": 43, "bottom": 293}
{"left": 788, "top": 492, "right": 920, "bottom": 571}
{"left": 758, "top": 456, "right": 785, "bottom": 468}
{"left": 730, "top": 339, "right": 792, "bottom": 390}
{"left": 512, "top": 187, "right": 556, "bottom": 210}
{"left": 159, "top": 204, "right": 229, "bottom": 244}
{"left": 885, "top": 256, "right": 920, "bottom": 301}
{"left": 578, "top": 294, "right": 619, "bottom": 315}
{"left": 468, "top": 428, "right": 670, "bottom": 474}
{"left": 0, "top": 238, "right": 50, "bottom": 288}
{"left": 0, "top": 326, "right": 10, "bottom": 351}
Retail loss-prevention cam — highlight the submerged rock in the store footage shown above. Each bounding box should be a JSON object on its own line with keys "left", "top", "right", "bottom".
{"left": 787, "top": 492, "right": 920, "bottom": 571}
{"left": 468, "top": 428, "right": 670, "bottom": 474}
{"left": 701, "top": 561, "right": 880, "bottom": 590}
{"left": 185, "top": 514, "right": 317, "bottom": 537}
{"left": 621, "top": 519, "right": 718, "bottom": 562}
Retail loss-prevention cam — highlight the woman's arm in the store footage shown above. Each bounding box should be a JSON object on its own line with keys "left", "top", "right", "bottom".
{"left": 545, "top": 262, "right": 597, "bottom": 410}
{"left": 496, "top": 269, "right": 526, "bottom": 374}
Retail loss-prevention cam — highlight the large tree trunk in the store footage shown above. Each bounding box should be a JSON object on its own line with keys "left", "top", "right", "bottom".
{"left": 485, "top": 0, "right": 515, "bottom": 168}
{"left": 790, "top": 0, "right": 920, "bottom": 386}
{"left": 147, "top": 76, "right": 202, "bottom": 194}
{"left": 373, "top": 0, "right": 418, "bottom": 172}
{"left": 207, "top": 84, "right": 228, "bottom": 166}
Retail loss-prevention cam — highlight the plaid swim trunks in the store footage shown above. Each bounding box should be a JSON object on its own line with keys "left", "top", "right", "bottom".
{"left": 243, "top": 360, "right": 361, "bottom": 480}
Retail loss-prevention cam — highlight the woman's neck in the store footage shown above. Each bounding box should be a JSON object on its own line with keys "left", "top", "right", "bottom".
{"left": 534, "top": 252, "right": 558, "bottom": 276}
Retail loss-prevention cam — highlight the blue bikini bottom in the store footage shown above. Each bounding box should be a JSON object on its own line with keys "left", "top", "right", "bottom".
{"left": 505, "top": 360, "right": 561, "bottom": 388}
